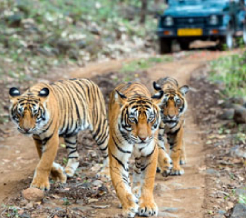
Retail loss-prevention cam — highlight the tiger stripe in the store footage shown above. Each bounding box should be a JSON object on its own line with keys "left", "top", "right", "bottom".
{"left": 9, "top": 78, "right": 109, "bottom": 190}
{"left": 153, "top": 77, "right": 189, "bottom": 176}
{"left": 108, "top": 82, "right": 164, "bottom": 217}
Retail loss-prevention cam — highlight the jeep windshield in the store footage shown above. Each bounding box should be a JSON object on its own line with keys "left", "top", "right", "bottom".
{"left": 169, "top": 0, "right": 229, "bottom": 6}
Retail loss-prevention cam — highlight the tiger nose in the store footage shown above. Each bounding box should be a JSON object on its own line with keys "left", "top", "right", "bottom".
{"left": 168, "top": 114, "right": 176, "bottom": 119}
{"left": 139, "top": 137, "right": 146, "bottom": 141}
{"left": 23, "top": 128, "right": 30, "bottom": 133}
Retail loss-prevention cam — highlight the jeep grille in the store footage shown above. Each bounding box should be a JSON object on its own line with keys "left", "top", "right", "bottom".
{"left": 174, "top": 17, "right": 206, "bottom": 27}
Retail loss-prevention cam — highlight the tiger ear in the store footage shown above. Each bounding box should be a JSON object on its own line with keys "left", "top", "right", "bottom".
{"left": 153, "top": 81, "right": 162, "bottom": 91}
{"left": 115, "top": 90, "right": 127, "bottom": 105}
{"left": 9, "top": 87, "right": 21, "bottom": 103}
{"left": 179, "top": 85, "right": 189, "bottom": 96}
{"left": 151, "top": 90, "right": 164, "bottom": 105}
{"left": 39, "top": 88, "right": 49, "bottom": 98}
{"left": 9, "top": 87, "right": 21, "bottom": 98}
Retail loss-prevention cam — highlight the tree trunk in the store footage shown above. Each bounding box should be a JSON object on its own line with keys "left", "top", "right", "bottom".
{"left": 140, "top": 0, "right": 148, "bottom": 24}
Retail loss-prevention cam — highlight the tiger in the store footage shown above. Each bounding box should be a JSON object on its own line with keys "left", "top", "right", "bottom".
{"left": 9, "top": 78, "right": 109, "bottom": 191}
{"left": 153, "top": 77, "right": 189, "bottom": 176}
{"left": 108, "top": 82, "right": 164, "bottom": 217}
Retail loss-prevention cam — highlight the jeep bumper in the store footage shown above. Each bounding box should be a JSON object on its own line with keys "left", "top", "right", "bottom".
{"left": 157, "top": 26, "right": 228, "bottom": 38}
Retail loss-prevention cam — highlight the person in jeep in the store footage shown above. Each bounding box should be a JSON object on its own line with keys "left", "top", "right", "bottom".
{"left": 157, "top": 0, "right": 246, "bottom": 53}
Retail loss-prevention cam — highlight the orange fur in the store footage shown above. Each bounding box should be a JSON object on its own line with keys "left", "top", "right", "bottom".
{"left": 9, "top": 79, "right": 109, "bottom": 190}
{"left": 153, "top": 77, "right": 189, "bottom": 176}
{"left": 108, "top": 82, "right": 163, "bottom": 217}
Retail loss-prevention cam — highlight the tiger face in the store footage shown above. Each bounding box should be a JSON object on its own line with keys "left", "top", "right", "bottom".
{"left": 153, "top": 82, "right": 189, "bottom": 128}
{"left": 115, "top": 91, "right": 163, "bottom": 144}
{"left": 9, "top": 87, "right": 50, "bottom": 135}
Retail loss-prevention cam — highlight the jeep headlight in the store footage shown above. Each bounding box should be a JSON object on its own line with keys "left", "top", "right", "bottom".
{"left": 209, "top": 15, "right": 219, "bottom": 25}
{"left": 164, "top": 16, "right": 174, "bottom": 26}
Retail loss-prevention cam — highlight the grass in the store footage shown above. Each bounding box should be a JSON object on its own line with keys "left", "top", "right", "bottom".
{"left": 118, "top": 56, "right": 173, "bottom": 82}
{"left": 121, "top": 56, "right": 173, "bottom": 73}
{"left": 238, "top": 188, "right": 246, "bottom": 205}
{"left": 209, "top": 52, "right": 246, "bottom": 97}
{"left": 239, "top": 194, "right": 246, "bottom": 204}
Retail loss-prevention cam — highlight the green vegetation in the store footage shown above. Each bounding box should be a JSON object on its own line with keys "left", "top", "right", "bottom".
{"left": 63, "top": 157, "right": 68, "bottom": 165}
{"left": 209, "top": 51, "right": 246, "bottom": 146}
{"left": 234, "top": 132, "right": 246, "bottom": 144}
{"left": 0, "top": 0, "right": 165, "bottom": 120}
{"left": 118, "top": 56, "right": 172, "bottom": 82}
{"left": 0, "top": 0, "right": 161, "bottom": 85}
{"left": 238, "top": 187, "right": 246, "bottom": 205}
{"left": 63, "top": 197, "right": 71, "bottom": 206}
{"left": 239, "top": 193, "right": 246, "bottom": 205}
{"left": 121, "top": 56, "right": 173, "bottom": 73}
{"left": 0, "top": 205, "right": 19, "bottom": 218}
{"left": 209, "top": 52, "right": 246, "bottom": 97}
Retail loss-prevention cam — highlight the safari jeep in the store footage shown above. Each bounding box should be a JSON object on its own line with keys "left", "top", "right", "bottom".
{"left": 157, "top": 0, "right": 246, "bottom": 53}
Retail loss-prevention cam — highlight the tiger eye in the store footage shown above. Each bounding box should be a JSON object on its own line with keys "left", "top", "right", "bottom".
{"left": 128, "top": 117, "right": 135, "bottom": 123}
{"left": 176, "top": 99, "right": 181, "bottom": 106}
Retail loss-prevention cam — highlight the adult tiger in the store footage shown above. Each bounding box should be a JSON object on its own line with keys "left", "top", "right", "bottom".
{"left": 153, "top": 77, "right": 189, "bottom": 176}
{"left": 9, "top": 78, "right": 109, "bottom": 190}
{"left": 108, "top": 82, "right": 164, "bottom": 217}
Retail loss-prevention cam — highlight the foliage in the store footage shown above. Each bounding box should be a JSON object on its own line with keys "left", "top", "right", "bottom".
{"left": 209, "top": 52, "right": 246, "bottom": 97}
{"left": 0, "top": 0, "right": 159, "bottom": 76}
{"left": 234, "top": 132, "right": 246, "bottom": 144}
{"left": 239, "top": 193, "right": 246, "bottom": 205}
{"left": 121, "top": 56, "right": 172, "bottom": 73}
{"left": 0, "top": 0, "right": 161, "bottom": 82}
{"left": 0, "top": 205, "right": 19, "bottom": 218}
{"left": 0, "top": 0, "right": 164, "bottom": 117}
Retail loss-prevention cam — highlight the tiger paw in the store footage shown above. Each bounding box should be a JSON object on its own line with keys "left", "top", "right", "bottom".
{"left": 122, "top": 203, "right": 138, "bottom": 217}
{"left": 138, "top": 199, "right": 158, "bottom": 217}
{"left": 31, "top": 176, "right": 50, "bottom": 191}
{"left": 170, "top": 166, "right": 184, "bottom": 176}
{"left": 158, "top": 152, "right": 173, "bottom": 177}
{"left": 121, "top": 193, "right": 139, "bottom": 217}
{"left": 96, "top": 166, "right": 110, "bottom": 180}
{"left": 160, "top": 160, "right": 173, "bottom": 177}
{"left": 161, "top": 166, "right": 172, "bottom": 177}
{"left": 51, "top": 163, "right": 67, "bottom": 183}
{"left": 180, "top": 158, "right": 186, "bottom": 165}
{"left": 65, "top": 161, "right": 79, "bottom": 178}
{"left": 122, "top": 205, "right": 138, "bottom": 217}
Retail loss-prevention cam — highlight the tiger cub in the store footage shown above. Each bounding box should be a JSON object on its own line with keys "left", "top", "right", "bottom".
{"left": 9, "top": 79, "right": 109, "bottom": 190}
{"left": 108, "top": 82, "right": 163, "bottom": 217}
{"left": 153, "top": 77, "right": 189, "bottom": 176}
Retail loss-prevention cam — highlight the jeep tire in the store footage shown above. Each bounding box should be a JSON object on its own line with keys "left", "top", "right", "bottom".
{"left": 219, "top": 24, "right": 234, "bottom": 50}
{"left": 179, "top": 41, "right": 190, "bottom": 51}
{"left": 243, "top": 22, "right": 246, "bottom": 45}
{"left": 159, "top": 38, "right": 172, "bottom": 54}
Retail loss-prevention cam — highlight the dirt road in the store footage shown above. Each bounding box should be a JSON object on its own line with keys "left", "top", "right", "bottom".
{"left": 0, "top": 51, "right": 234, "bottom": 217}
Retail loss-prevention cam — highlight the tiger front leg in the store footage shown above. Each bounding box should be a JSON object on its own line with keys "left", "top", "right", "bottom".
{"left": 168, "top": 127, "right": 184, "bottom": 176}
{"left": 138, "top": 145, "right": 158, "bottom": 217}
{"left": 94, "top": 134, "right": 110, "bottom": 179}
{"left": 180, "top": 139, "right": 186, "bottom": 165}
{"left": 158, "top": 147, "right": 173, "bottom": 177}
{"left": 34, "top": 136, "right": 66, "bottom": 184}
{"left": 31, "top": 133, "right": 59, "bottom": 191}
{"left": 157, "top": 133, "right": 172, "bottom": 177}
{"left": 64, "top": 136, "right": 80, "bottom": 177}
{"left": 109, "top": 149, "right": 138, "bottom": 217}
{"left": 97, "top": 156, "right": 110, "bottom": 179}
{"left": 132, "top": 157, "right": 142, "bottom": 199}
